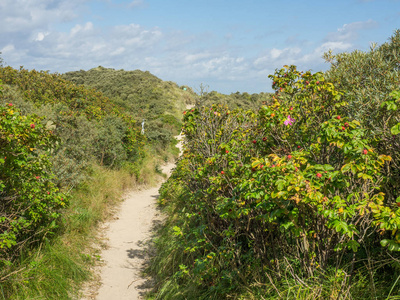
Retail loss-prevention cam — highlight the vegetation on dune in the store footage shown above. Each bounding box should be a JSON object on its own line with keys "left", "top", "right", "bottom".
{"left": 1, "top": 26, "right": 400, "bottom": 300}
{"left": 62, "top": 67, "right": 195, "bottom": 151}
{"left": 148, "top": 29, "right": 400, "bottom": 299}
{"left": 0, "top": 63, "right": 183, "bottom": 298}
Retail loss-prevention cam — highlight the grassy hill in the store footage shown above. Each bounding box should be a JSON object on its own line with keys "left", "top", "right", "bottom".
{"left": 62, "top": 67, "right": 196, "bottom": 149}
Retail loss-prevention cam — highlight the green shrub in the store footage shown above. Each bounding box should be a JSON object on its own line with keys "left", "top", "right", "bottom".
{"left": 0, "top": 101, "right": 67, "bottom": 266}
{"left": 150, "top": 37, "right": 400, "bottom": 298}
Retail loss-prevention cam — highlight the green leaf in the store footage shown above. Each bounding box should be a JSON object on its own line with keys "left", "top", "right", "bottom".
{"left": 275, "top": 179, "right": 286, "bottom": 191}
{"left": 341, "top": 164, "right": 351, "bottom": 173}
{"left": 391, "top": 123, "right": 400, "bottom": 135}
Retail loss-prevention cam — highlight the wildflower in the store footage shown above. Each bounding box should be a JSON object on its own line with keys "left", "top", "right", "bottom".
{"left": 284, "top": 115, "right": 295, "bottom": 126}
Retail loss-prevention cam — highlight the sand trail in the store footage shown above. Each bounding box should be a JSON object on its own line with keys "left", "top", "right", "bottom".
{"left": 82, "top": 133, "right": 183, "bottom": 299}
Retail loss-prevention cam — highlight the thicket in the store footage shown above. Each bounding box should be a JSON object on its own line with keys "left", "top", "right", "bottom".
{"left": 148, "top": 30, "right": 400, "bottom": 299}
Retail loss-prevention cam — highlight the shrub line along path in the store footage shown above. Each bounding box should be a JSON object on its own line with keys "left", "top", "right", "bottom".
{"left": 81, "top": 134, "right": 184, "bottom": 300}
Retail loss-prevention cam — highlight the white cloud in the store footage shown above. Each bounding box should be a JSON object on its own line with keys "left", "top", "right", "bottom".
{"left": 34, "top": 32, "right": 48, "bottom": 41}
{"left": 1, "top": 44, "right": 15, "bottom": 53}
{"left": 325, "top": 20, "right": 378, "bottom": 43}
{"left": 70, "top": 22, "right": 94, "bottom": 37}
{"left": 128, "top": 0, "right": 145, "bottom": 8}
{"left": 0, "top": 0, "right": 85, "bottom": 34}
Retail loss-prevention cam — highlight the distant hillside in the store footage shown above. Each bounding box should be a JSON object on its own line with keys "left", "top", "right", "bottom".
{"left": 63, "top": 67, "right": 196, "bottom": 143}
{"left": 198, "top": 89, "right": 273, "bottom": 110}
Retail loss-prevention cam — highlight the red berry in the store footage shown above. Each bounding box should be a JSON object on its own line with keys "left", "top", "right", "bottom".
{"left": 7, "top": 103, "right": 12, "bottom": 107}
{"left": 30, "top": 123, "right": 35, "bottom": 129}
{"left": 252, "top": 140, "right": 257, "bottom": 144}
{"left": 397, "top": 202, "right": 400, "bottom": 207}
{"left": 287, "top": 155, "right": 292, "bottom": 159}
{"left": 263, "top": 137, "right": 267, "bottom": 141}
{"left": 316, "top": 81, "right": 320, "bottom": 85}
{"left": 336, "top": 116, "right": 341, "bottom": 120}
{"left": 225, "top": 150, "right": 229, "bottom": 154}
{"left": 36, "top": 176, "right": 40, "bottom": 179}
{"left": 363, "top": 149, "right": 368, "bottom": 155}
{"left": 221, "top": 171, "right": 224, "bottom": 174}
{"left": 297, "top": 145, "right": 301, "bottom": 149}
{"left": 305, "top": 81, "right": 309, "bottom": 85}
{"left": 344, "top": 122, "right": 349, "bottom": 127}
{"left": 47, "top": 191, "right": 50, "bottom": 195}
{"left": 316, "top": 173, "right": 322, "bottom": 178}
{"left": 342, "top": 126, "right": 346, "bottom": 130}
{"left": 289, "top": 106, "right": 293, "bottom": 111}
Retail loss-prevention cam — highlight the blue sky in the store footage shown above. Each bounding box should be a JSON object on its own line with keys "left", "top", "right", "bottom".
{"left": 0, "top": 0, "right": 399, "bottom": 94}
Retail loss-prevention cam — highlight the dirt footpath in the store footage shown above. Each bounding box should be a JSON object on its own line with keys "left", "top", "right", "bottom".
{"left": 82, "top": 134, "right": 183, "bottom": 300}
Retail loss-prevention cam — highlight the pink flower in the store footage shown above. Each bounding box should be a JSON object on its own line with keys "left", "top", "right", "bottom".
{"left": 284, "top": 115, "right": 295, "bottom": 126}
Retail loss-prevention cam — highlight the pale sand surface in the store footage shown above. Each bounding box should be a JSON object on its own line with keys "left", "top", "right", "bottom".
{"left": 81, "top": 133, "right": 183, "bottom": 300}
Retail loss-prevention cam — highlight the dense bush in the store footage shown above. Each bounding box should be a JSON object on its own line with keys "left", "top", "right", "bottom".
{"left": 0, "top": 97, "right": 67, "bottom": 266}
{"left": 150, "top": 30, "right": 400, "bottom": 299}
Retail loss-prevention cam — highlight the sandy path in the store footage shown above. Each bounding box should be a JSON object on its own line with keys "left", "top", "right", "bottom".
{"left": 84, "top": 134, "right": 183, "bottom": 300}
